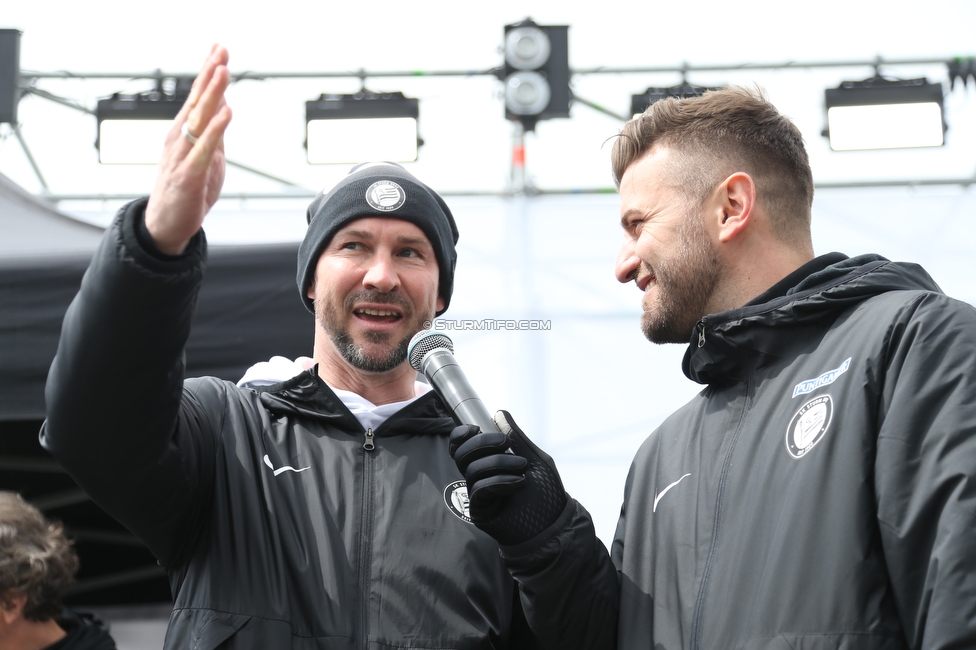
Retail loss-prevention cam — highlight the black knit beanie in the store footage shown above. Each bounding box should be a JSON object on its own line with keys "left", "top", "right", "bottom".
{"left": 297, "top": 162, "right": 459, "bottom": 316}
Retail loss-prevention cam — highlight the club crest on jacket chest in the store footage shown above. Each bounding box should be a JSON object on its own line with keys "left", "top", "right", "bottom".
{"left": 444, "top": 480, "right": 473, "bottom": 523}
{"left": 786, "top": 394, "right": 833, "bottom": 459}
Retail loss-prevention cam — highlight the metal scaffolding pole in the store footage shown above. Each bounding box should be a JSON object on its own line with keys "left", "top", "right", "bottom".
{"left": 19, "top": 55, "right": 960, "bottom": 83}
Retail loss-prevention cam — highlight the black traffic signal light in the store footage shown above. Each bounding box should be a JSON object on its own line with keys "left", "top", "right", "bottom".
{"left": 501, "top": 20, "right": 570, "bottom": 131}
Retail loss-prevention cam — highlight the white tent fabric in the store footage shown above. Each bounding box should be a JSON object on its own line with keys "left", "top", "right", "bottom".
{"left": 0, "top": 171, "right": 105, "bottom": 257}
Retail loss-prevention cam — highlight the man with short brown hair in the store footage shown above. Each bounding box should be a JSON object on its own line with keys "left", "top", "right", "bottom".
{"left": 609, "top": 86, "right": 976, "bottom": 648}
{"left": 611, "top": 85, "right": 814, "bottom": 249}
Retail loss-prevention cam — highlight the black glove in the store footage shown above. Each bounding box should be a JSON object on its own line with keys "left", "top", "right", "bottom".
{"left": 449, "top": 410, "right": 568, "bottom": 546}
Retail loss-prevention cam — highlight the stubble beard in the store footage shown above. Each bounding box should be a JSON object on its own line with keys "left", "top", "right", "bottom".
{"left": 315, "top": 290, "right": 433, "bottom": 373}
{"left": 641, "top": 211, "right": 721, "bottom": 345}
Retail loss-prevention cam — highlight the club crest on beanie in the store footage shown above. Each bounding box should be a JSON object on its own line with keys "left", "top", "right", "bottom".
{"left": 297, "top": 162, "right": 459, "bottom": 316}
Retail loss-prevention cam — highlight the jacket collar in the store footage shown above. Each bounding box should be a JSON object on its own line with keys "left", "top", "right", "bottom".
{"left": 256, "top": 368, "right": 456, "bottom": 436}
{"left": 682, "top": 253, "right": 942, "bottom": 386}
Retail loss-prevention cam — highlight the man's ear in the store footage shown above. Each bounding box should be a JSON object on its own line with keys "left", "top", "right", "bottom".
{"left": 306, "top": 278, "right": 316, "bottom": 300}
{"left": 715, "top": 172, "right": 756, "bottom": 243}
{"left": 435, "top": 296, "right": 445, "bottom": 314}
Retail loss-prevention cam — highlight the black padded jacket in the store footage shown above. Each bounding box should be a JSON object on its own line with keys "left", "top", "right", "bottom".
{"left": 612, "top": 254, "right": 976, "bottom": 649}
{"left": 41, "top": 199, "right": 618, "bottom": 650}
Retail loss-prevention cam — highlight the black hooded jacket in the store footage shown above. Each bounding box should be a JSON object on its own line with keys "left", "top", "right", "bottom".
{"left": 48, "top": 609, "right": 116, "bottom": 650}
{"left": 611, "top": 254, "right": 976, "bottom": 649}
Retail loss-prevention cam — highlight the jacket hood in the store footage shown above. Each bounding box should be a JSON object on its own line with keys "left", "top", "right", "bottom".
{"left": 255, "top": 368, "right": 456, "bottom": 437}
{"left": 683, "top": 254, "right": 944, "bottom": 386}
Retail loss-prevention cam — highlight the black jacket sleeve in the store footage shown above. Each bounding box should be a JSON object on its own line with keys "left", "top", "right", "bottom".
{"left": 874, "top": 292, "right": 976, "bottom": 649}
{"left": 41, "top": 198, "right": 218, "bottom": 567}
{"left": 500, "top": 498, "right": 619, "bottom": 650}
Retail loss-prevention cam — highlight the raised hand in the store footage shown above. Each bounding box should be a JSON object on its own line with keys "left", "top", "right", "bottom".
{"left": 145, "top": 44, "right": 233, "bottom": 255}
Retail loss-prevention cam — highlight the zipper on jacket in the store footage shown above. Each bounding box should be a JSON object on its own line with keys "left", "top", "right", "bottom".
{"left": 697, "top": 320, "right": 706, "bottom": 348}
{"left": 690, "top": 380, "right": 751, "bottom": 650}
{"left": 358, "top": 428, "right": 376, "bottom": 649}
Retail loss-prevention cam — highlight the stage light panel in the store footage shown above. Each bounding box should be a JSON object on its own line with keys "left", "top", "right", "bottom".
{"left": 305, "top": 92, "right": 419, "bottom": 164}
{"left": 0, "top": 29, "right": 22, "bottom": 125}
{"left": 824, "top": 78, "right": 945, "bottom": 151}
{"left": 95, "top": 83, "right": 189, "bottom": 164}
{"left": 306, "top": 117, "right": 418, "bottom": 164}
{"left": 97, "top": 119, "right": 174, "bottom": 164}
{"left": 630, "top": 83, "right": 725, "bottom": 118}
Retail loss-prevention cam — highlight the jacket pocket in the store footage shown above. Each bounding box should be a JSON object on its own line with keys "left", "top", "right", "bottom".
{"left": 191, "top": 610, "right": 252, "bottom": 650}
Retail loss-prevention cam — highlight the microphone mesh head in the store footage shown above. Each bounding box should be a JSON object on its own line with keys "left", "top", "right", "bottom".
{"left": 408, "top": 330, "right": 454, "bottom": 371}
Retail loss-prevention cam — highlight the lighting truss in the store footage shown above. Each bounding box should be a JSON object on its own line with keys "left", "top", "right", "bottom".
{"left": 7, "top": 51, "right": 975, "bottom": 196}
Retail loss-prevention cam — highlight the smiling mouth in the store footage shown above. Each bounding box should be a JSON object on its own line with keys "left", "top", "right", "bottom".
{"left": 636, "top": 269, "right": 656, "bottom": 292}
{"left": 354, "top": 307, "right": 403, "bottom": 323}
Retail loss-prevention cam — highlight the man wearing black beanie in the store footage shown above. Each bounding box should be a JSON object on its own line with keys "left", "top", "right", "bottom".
{"left": 284, "top": 161, "right": 459, "bottom": 396}
{"left": 41, "top": 46, "right": 618, "bottom": 650}
{"left": 298, "top": 161, "right": 459, "bottom": 316}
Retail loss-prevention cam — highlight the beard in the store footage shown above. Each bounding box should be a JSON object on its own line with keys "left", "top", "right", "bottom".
{"left": 641, "top": 211, "right": 721, "bottom": 344}
{"left": 315, "top": 290, "right": 433, "bottom": 373}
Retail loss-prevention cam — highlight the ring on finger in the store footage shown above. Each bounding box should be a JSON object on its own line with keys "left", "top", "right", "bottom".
{"left": 181, "top": 122, "right": 200, "bottom": 144}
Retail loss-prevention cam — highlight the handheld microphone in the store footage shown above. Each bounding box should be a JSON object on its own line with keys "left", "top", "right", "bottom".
{"left": 408, "top": 330, "right": 500, "bottom": 434}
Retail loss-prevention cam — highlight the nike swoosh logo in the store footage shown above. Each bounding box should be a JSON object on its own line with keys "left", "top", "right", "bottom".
{"left": 264, "top": 454, "right": 311, "bottom": 476}
{"left": 653, "top": 473, "right": 691, "bottom": 512}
